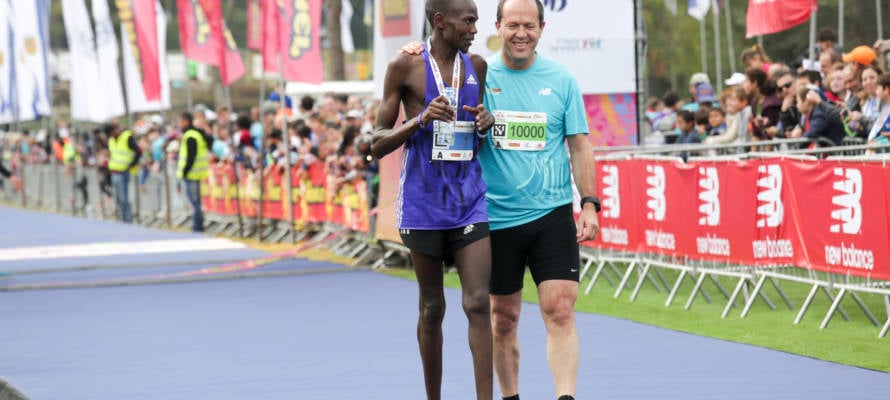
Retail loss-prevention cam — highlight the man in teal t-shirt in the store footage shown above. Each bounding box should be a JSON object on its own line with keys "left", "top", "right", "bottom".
{"left": 481, "top": 2, "right": 600, "bottom": 400}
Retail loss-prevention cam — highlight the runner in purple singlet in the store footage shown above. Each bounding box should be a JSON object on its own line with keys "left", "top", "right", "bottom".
{"left": 372, "top": 0, "right": 495, "bottom": 398}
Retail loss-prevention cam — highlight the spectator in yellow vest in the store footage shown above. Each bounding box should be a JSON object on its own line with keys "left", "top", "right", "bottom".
{"left": 177, "top": 112, "right": 212, "bottom": 233}
{"left": 105, "top": 121, "right": 141, "bottom": 223}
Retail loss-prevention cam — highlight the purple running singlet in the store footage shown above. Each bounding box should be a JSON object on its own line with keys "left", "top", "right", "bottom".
{"left": 396, "top": 44, "right": 488, "bottom": 230}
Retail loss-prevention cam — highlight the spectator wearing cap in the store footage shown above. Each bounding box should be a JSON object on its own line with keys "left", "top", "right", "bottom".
{"left": 344, "top": 109, "right": 365, "bottom": 128}
{"left": 724, "top": 72, "right": 746, "bottom": 88}
{"left": 681, "top": 82, "right": 719, "bottom": 112}
{"left": 843, "top": 45, "right": 878, "bottom": 68}
{"left": 686, "top": 73, "right": 710, "bottom": 104}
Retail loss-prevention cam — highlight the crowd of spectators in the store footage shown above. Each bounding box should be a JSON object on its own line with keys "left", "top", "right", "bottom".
{"left": 644, "top": 28, "right": 890, "bottom": 156}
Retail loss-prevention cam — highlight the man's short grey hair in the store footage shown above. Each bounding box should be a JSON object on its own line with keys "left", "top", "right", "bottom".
{"left": 496, "top": 0, "right": 544, "bottom": 25}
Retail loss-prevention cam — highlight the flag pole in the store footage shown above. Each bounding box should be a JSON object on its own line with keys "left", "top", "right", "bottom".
{"left": 699, "top": 19, "right": 707, "bottom": 75}
{"left": 838, "top": 0, "right": 844, "bottom": 48}
{"left": 224, "top": 85, "right": 244, "bottom": 237}
{"left": 808, "top": 7, "right": 817, "bottom": 62}
{"left": 723, "top": 0, "right": 736, "bottom": 74}
{"left": 278, "top": 55, "right": 295, "bottom": 244}
{"left": 877, "top": 0, "right": 884, "bottom": 43}
{"left": 711, "top": 0, "right": 722, "bottom": 93}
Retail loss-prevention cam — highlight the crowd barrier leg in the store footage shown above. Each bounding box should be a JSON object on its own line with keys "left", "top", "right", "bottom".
{"left": 612, "top": 261, "right": 637, "bottom": 298}
{"left": 583, "top": 260, "right": 607, "bottom": 295}
{"left": 722, "top": 277, "right": 752, "bottom": 318}
{"left": 685, "top": 272, "right": 710, "bottom": 310}
{"left": 629, "top": 262, "right": 664, "bottom": 302}
{"left": 820, "top": 288, "right": 849, "bottom": 330}
{"left": 665, "top": 270, "right": 690, "bottom": 307}
{"left": 849, "top": 292, "right": 880, "bottom": 327}
{"left": 740, "top": 275, "right": 768, "bottom": 318}
{"left": 578, "top": 257, "right": 596, "bottom": 284}
{"left": 794, "top": 283, "right": 822, "bottom": 324}
{"left": 769, "top": 277, "right": 794, "bottom": 311}
{"left": 880, "top": 296, "right": 890, "bottom": 338}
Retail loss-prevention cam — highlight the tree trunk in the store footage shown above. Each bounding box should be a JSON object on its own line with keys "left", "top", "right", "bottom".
{"left": 326, "top": 0, "right": 346, "bottom": 80}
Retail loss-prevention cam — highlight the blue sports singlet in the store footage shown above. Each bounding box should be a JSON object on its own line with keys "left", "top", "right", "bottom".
{"left": 396, "top": 44, "right": 488, "bottom": 230}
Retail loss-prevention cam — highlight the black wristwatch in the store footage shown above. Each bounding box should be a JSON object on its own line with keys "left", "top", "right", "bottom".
{"left": 580, "top": 196, "right": 601, "bottom": 213}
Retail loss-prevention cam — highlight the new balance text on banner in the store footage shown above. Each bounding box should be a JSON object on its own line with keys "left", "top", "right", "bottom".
{"left": 198, "top": 0, "right": 246, "bottom": 86}
{"left": 246, "top": 0, "right": 262, "bottom": 50}
{"left": 8, "top": 0, "right": 51, "bottom": 123}
{"left": 119, "top": 1, "right": 170, "bottom": 113}
{"left": 372, "top": 0, "right": 425, "bottom": 98}
{"left": 746, "top": 0, "right": 817, "bottom": 38}
{"left": 569, "top": 158, "right": 890, "bottom": 281}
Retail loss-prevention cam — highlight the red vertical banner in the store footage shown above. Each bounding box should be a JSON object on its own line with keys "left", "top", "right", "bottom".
{"left": 784, "top": 160, "right": 890, "bottom": 280}
{"left": 117, "top": 0, "right": 160, "bottom": 101}
{"left": 279, "top": 0, "right": 323, "bottom": 83}
{"left": 380, "top": 0, "right": 411, "bottom": 37}
{"left": 745, "top": 159, "right": 798, "bottom": 266}
{"left": 177, "top": 0, "right": 216, "bottom": 65}
{"left": 635, "top": 160, "right": 697, "bottom": 257}
{"left": 198, "top": 0, "right": 245, "bottom": 85}
{"left": 583, "top": 159, "right": 642, "bottom": 252}
{"left": 260, "top": 0, "right": 280, "bottom": 72}
{"left": 304, "top": 161, "right": 327, "bottom": 223}
{"left": 246, "top": 0, "right": 263, "bottom": 50}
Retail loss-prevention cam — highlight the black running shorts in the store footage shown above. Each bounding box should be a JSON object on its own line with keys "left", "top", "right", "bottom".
{"left": 399, "top": 222, "right": 490, "bottom": 263}
{"left": 489, "top": 204, "right": 580, "bottom": 295}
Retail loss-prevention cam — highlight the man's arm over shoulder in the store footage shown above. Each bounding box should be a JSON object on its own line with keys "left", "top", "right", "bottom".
{"left": 371, "top": 54, "right": 419, "bottom": 159}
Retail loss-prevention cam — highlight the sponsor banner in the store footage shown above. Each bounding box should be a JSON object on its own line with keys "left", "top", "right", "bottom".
{"left": 265, "top": 0, "right": 323, "bottom": 83}
{"left": 198, "top": 0, "right": 246, "bottom": 85}
{"left": 246, "top": 0, "right": 262, "bottom": 50}
{"left": 585, "top": 93, "right": 638, "bottom": 146}
{"left": 201, "top": 162, "right": 371, "bottom": 233}
{"left": 584, "top": 158, "right": 641, "bottom": 251}
{"left": 636, "top": 159, "right": 697, "bottom": 256}
{"left": 691, "top": 160, "right": 757, "bottom": 263}
{"left": 470, "top": 0, "right": 635, "bottom": 94}
{"left": 7, "top": 0, "right": 51, "bottom": 122}
{"left": 750, "top": 159, "right": 796, "bottom": 266}
{"left": 119, "top": 1, "right": 170, "bottom": 113}
{"left": 785, "top": 160, "right": 890, "bottom": 281}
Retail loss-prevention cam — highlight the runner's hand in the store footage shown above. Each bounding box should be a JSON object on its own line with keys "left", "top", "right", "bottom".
{"left": 576, "top": 208, "right": 600, "bottom": 243}
{"left": 399, "top": 41, "right": 423, "bottom": 55}
{"left": 462, "top": 104, "right": 494, "bottom": 133}
{"left": 423, "top": 95, "right": 455, "bottom": 124}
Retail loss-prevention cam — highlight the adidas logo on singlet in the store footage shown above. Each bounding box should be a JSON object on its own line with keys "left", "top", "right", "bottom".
{"left": 466, "top": 74, "right": 478, "bottom": 86}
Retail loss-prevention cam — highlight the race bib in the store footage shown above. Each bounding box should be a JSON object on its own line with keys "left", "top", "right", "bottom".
{"left": 491, "top": 110, "right": 547, "bottom": 151}
{"left": 432, "top": 121, "right": 475, "bottom": 161}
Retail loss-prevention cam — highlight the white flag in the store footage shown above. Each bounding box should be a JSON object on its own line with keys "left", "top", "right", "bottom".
{"left": 121, "top": 1, "right": 170, "bottom": 113}
{"left": 687, "top": 0, "right": 710, "bottom": 21}
{"left": 341, "top": 0, "right": 355, "bottom": 54}
{"left": 0, "top": 1, "right": 14, "bottom": 124}
{"left": 10, "top": 0, "right": 51, "bottom": 122}
{"left": 92, "top": 0, "right": 126, "bottom": 121}
{"left": 62, "top": 0, "right": 102, "bottom": 122}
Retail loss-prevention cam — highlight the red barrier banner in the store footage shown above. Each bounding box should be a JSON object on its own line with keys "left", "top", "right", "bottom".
{"left": 784, "top": 160, "right": 890, "bottom": 281}
{"left": 688, "top": 160, "right": 756, "bottom": 263}
{"left": 588, "top": 159, "right": 642, "bottom": 252}
{"left": 749, "top": 160, "right": 797, "bottom": 266}
{"left": 635, "top": 159, "right": 697, "bottom": 257}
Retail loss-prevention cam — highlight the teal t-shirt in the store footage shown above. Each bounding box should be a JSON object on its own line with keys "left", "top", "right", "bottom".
{"left": 480, "top": 53, "right": 589, "bottom": 230}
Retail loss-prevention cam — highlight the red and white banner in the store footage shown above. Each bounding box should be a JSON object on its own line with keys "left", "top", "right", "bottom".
{"left": 246, "top": 0, "right": 262, "bottom": 50}
{"left": 198, "top": 0, "right": 246, "bottom": 85}
{"left": 261, "top": 0, "right": 323, "bottom": 83}
{"left": 177, "top": 0, "right": 216, "bottom": 65}
{"left": 746, "top": 0, "right": 817, "bottom": 38}
{"left": 117, "top": 0, "right": 161, "bottom": 101}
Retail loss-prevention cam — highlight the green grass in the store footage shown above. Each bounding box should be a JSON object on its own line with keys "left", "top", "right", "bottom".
{"left": 382, "top": 265, "right": 890, "bottom": 372}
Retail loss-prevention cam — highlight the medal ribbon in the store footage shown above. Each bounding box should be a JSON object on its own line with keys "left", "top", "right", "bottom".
{"left": 426, "top": 37, "right": 461, "bottom": 119}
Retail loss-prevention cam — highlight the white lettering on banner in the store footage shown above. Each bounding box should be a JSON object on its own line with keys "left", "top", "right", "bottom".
{"left": 601, "top": 226, "right": 628, "bottom": 246}
{"left": 824, "top": 243, "right": 874, "bottom": 271}
{"left": 645, "top": 229, "right": 675, "bottom": 250}
{"left": 698, "top": 167, "right": 720, "bottom": 226}
{"left": 646, "top": 165, "right": 666, "bottom": 221}
{"left": 756, "top": 165, "right": 783, "bottom": 228}
{"left": 696, "top": 234, "right": 731, "bottom": 256}
{"left": 752, "top": 237, "right": 794, "bottom": 259}
{"left": 830, "top": 168, "right": 862, "bottom": 234}
{"left": 601, "top": 165, "right": 620, "bottom": 219}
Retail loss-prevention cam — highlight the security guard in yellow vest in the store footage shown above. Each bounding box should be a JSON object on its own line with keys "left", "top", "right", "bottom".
{"left": 106, "top": 122, "right": 141, "bottom": 223}
{"left": 178, "top": 112, "right": 212, "bottom": 232}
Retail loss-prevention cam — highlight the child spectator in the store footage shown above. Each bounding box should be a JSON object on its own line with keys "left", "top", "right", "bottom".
{"left": 694, "top": 108, "right": 711, "bottom": 141}
{"left": 707, "top": 107, "right": 727, "bottom": 137}
{"left": 706, "top": 88, "right": 751, "bottom": 145}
